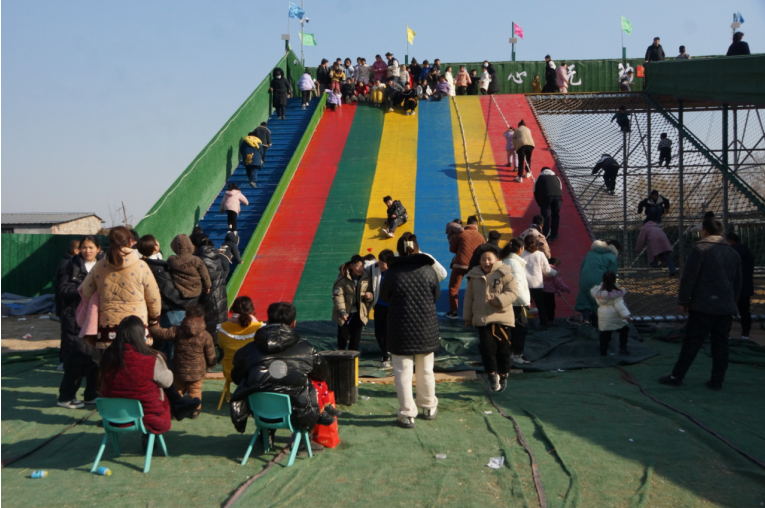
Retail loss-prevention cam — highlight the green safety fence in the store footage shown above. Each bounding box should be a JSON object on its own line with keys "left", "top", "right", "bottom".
{"left": 308, "top": 57, "right": 649, "bottom": 93}
{"left": 645, "top": 54, "right": 765, "bottom": 105}
{"left": 135, "top": 51, "right": 306, "bottom": 255}
{"left": 1, "top": 234, "right": 108, "bottom": 297}
{"left": 226, "top": 93, "right": 328, "bottom": 303}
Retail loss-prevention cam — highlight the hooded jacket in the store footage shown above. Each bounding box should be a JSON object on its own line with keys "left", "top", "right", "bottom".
{"left": 678, "top": 236, "right": 742, "bottom": 315}
{"left": 195, "top": 244, "right": 229, "bottom": 334}
{"left": 464, "top": 261, "right": 519, "bottom": 327}
{"left": 59, "top": 253, "right": 104, "bottom": 361}
{"left": 638, "top": 195, "right": 670, "bottom": 221}
{"left": 512, "top": 125, "right": 535, "bottom": 150}
{"left": 635, "top": 221, "right": 674, "bottom": 264}
{"left": 253, "top": 125, "right": 271, "bottom": 147}
{"left": 143, "top": 257, "right": 187, "bottom": 313}
{"left": 55, "top": 253, "right": 73, "bottom": 318}
{"left": 450, "top": 224, "right": 485, "bottom": 269}
{"left": 380, "top": 254, "right": 441, "bottom": 356}
{"left": 219, "top": 232, "right": 242, "bottom": 265}
{"left": 230, "top": 324, "right": 328, "bottom": 432}
{"left": 166, "top": 235, "right": 212, "bottom": 298}
{"left": 486, "top": 64, "right": 500, "bottom": 94}
{"left": 316, "top": 64, "right": 331, "bottom": 86}
{"left": 81, "top": 249, "right": 162, "bottom": 326}
{"left": 239, "top": 136, "right": 264, "bottom": 167}
{"left": 531, "top": 77, "right": 543, "bottom": 93}
{"left": 220, "top": 189, "right": 249, "bottom": 214}
{"left": 270, "top": 68, "right": 292, "bottom": 106}
{"left": 521, "top": 250, "right": 557, "bottom": 289}
{"left": 590, "top": 285, "right": 631, "bottom": 331}
{"left": 150, "top": 315, "right": 216, "bottom": 382}
{"left": 575, "top": 240, "right": 619, "bottom": 313}
{"left": 592, "top": 155, "right": 620, "bottom": 176}
{"left": 298, "top": 73, "right": 315, "bottom": 91}
{"left": 332, "top": 263, "right": 372, "bottom": 326}
{"left": 518, "top": 225, "right": 551, "bottom": 259}
{"left": 503, "top": 253, "right": 531, "bottom": 306}
{"left": 386, "top": 200, "right": 408, "bottom": 222}
{"left": 533, "top": 169, "right": 563, "bottom": 203}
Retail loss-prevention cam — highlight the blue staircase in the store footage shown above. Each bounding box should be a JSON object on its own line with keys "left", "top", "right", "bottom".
{"left": 198, "top": 97, "right": 319, "bottom": 248}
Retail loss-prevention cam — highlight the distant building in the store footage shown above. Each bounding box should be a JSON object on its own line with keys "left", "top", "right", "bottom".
{"left": 1, "top": 213, "right": 105, "bottom": 235}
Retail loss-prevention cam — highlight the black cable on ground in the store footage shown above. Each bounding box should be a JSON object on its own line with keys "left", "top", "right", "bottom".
{"left": 616, "top": 366, "right": 765, "bottom": 470}
{"left": 486, "top": 389, "right": 548, "bottom": 508}
{"left": 1, "top": 409, "right": 98, "bottom": 468}
{"left": 221, "top": 440, "right": 292, "bottom": 508}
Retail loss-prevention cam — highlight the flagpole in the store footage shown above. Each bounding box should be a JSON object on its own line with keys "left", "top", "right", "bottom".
{"left": 621, "top": 25, "right": 625, "bottom": 62}
{"left": 300, "top": 0, "right": 304, "bottom": 66}
{"left": 406, "top": 25, "right": 409, "bottom": 65}
{"left": 511, "top": 22, "right": 516, "bottom": 62}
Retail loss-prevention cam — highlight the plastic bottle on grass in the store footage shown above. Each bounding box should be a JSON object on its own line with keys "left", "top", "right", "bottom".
{"left": 95, "top": 467, "right": 112, "bottom": 476}
{"left": 31, "top": 470, "right": 48, "bottom": 478}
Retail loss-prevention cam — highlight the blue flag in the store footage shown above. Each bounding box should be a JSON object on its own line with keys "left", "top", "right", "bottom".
{"left": 735, "top": 12, "right": 745, "bottom": 23}
{"left": 289, "top": 3, "right": 305, "bottom": 19}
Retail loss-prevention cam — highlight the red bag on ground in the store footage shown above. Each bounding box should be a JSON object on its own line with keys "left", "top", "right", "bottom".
{"left": 312, "top": 380, "right": 341, "bottom": 448}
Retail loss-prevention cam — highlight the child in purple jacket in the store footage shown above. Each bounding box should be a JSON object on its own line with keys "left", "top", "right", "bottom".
{"left": 542, "top": 257, "right": 570, "bottom": 322}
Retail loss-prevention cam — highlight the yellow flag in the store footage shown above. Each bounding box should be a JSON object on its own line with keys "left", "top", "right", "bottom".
{"left": 407, "top": 26, "right": 416, "bottom": 45}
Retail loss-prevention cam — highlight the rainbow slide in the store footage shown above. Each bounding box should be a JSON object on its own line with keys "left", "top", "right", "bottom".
{"left": 233, "top": 96, "right": 591, "bottom": 321}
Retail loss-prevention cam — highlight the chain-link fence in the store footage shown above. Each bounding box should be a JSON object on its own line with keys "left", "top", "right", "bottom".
{"left": 528, "top": 93, "right": 765, "bottom": 317}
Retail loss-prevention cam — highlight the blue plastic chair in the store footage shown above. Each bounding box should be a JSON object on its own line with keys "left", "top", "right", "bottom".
{"left": 240, "top": 392, "right": 312, "bottom": 467}
{"left": 91, "top": 398, "right": 168, "bottom": 474}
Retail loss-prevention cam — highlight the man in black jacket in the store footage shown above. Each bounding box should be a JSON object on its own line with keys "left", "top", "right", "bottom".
{"left": 727, "top": 32, "right": 751, "bottom": 56}
{"left": 727, "top": 232, "right": 754, "bottom": 340}
{"left": 252, "top": 122, "right": 272, "bottom": 164}
{"left": 542, "top": 55, "right": 559, "bottom": 93}
{"left": 533, "top": 167, "right": 563, "bottom": 241}
{"left": 382, "top": 195, "right": 408, "bottom": 238}
{"left": 316, "top": 58, "right": 332, "bottom": 93}
{"left": 638, "top": 190, "right": 671, "bottom": 223}
{"left": 660, "top": 218, "right": 742, "bottom": 391}
{"left": 230, "top": 302, "right": 336, "bottom": 444}
{"left": 644, "top": 37, "right": 666, "bottom": 63}
{"left": 55, "top": 240, "right": 80, "bottom": 368}
{"left": 592, "top": 154, "right": 620, "bottom": 195}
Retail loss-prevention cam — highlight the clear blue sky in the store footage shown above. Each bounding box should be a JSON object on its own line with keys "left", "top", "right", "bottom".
{"left": 3, "top": 0, "right": 762, "bottom": 226}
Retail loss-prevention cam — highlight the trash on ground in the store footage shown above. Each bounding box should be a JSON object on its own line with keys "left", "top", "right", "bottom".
{"left": 679, "top": 429, "right": 685, "bottom": 433}
{"left": 95, "top": 467, "right": 112, "bottom": 476}
{"left": 435, "top": 454, "right": 447, "bottom": 459}
{"left": 360, "top": 396, "right": 370, "bottom": 401}
{"left": 17, "top": 318, "right": 26, "bottom": 321}
{"left": 629, "top": 439, "right": 634, "bottom": 442}
{"left": 22, "top": 334, "right": 32, "bottom": 340}
{"left": 31, "top": 470, "right": 48, "bottom": 478}
{"left": 484, "top": 411, "right": 492, "bottom": 415}
{"left": 487, "top": 457, "right": 505, "bottom": 469}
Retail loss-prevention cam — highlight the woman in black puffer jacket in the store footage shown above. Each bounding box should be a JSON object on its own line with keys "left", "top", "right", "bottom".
{"left": 485, "top": 61, "right": 500, "bottom": 95}
{"left": 380, "top": 234, "right": 441, "bottom": 429}
{"left": 193, "top": 235, "right": 229, "bottom": 339}
{"left": 57, "top": 236, "right": 104, "bottom": 408}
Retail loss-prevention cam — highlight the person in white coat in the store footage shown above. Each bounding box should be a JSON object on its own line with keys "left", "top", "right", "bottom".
{"left": 590, "top": 271, "right": 632, "bottom": 356}
{"left": 501, "top": 239, "right": 532, "bottom": 364}
{"left": 521, "top": 235, "right": 556, "bottom": 329}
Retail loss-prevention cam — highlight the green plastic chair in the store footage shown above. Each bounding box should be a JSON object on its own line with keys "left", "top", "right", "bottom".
{"left": 240, "top": 392, "right": 312, "bottom": 467}
{"left": 91, "top": 398, "right": 168, "bottom": 474}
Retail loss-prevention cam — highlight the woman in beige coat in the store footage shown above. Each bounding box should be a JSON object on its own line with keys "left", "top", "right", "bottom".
{"left": 331, "top": 254, "right": 373, "bottom": 351}
{"left": 464, "top": 246, "right": 519, "bottom": 392}
{"left": 512, "top": 119, "right": 536, "bottom": 182}
{"left": 81, "top": 226, "right": 162, "bottom": 350}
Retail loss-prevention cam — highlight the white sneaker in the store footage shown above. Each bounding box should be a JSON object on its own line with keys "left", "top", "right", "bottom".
{"left": 515, "top": 177, "right": 523, "bottom": 183}
{"left": 302, "top": 104, "right": 306, "bottom": 110}
{"left": 388, "top": 108, "right": 394, "bottom": 112}
{"left": 397, "top": 415, "right": 416, "bottom": 429}
{"left": 57, "top": 399, "right": 84, "bottom": 409}
{"left": 488, "top": 373, "right": 500, "bottom": 391}
{"left": 512, "top": 354, "right": 531, "bottom": 364}
{"left": 411, "top": 111, "right": 415, "bottom": 116}
{"left": 57, "top": 363, "right": 64, "bottom": 371}
{"left": 423, "top": 407, "right": 438, "bottom": 420}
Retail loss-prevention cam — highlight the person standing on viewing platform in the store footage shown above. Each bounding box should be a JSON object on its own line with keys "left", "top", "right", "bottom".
{"left": 645, "top": 37, "right": 665, "bottom": 63}
{"left": 485, "top": 61, "right": 499, "bottom": 95}
{"left": 556, "top": 62, "right": 569, "bottom": 93}
{"left": 239, "top": 131, "right": 264, "bottom": 188}
{"left": 447, "top": 216, "right": 485, "bottom": 319}
{"left": 372, "top": 54, "right": 388, "bottom": 82}
{"left": 385, "top": 52, "right": 402, "bottom": 87}
{"left": 269, "top": 68, "right": 291, "bottom": 120}
{"left": 726, "top": 233, "right": 754, "bottom": 341}
{"left": 342, "top": 58, "right": 354, "bottom": 82}
{"left": 467, "top": 69, "right": 479, "bottom": 95}
{"left": 513, "top": 120, "right": 535, "bottom": 182}
{"left": 409, "top": 58, "right": 422, "bottom": 85}
{"left": 317, "top": 59, "right": 332, "bottom": 94}
{"left": 543, "top": 56, "right": 559, "bottom": 93}
{"left": 455, "top": 65, "right": 471, "bottom": 96}
{"left": 727, "top": 32, "right": 750, "bottom": 56}
{"left": 380, "top": 236, "right": 441, "bottom": 429}
{"left": 660, "top": 218, "right": 742, "bottom": 391}
{"left": 534, "top": 167, "right": 563, "bottom": 241}
{"left": 592, "top": 153, "right": 620, "bottom": 195}
{"left": 356, "top": 57, "right": 371, "bottom": 84}
{"left": 531, "top": 74, "right": 542, "bottom": 93}
{"left": 332, "top": 255, "right": 373, "bottom": 352}
{"left": 676, "top": 45, "right": 690, "bottom": 59}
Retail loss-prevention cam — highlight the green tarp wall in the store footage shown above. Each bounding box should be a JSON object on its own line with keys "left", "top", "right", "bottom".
{"left": 308, "top": 57, "right": 648, "bottom": 93}
{"left": 135, "top": 51, "right": 306, "bottom": 255}
{"left": 645, "top": 54, "right": 765, "bottom": 105}
{"left": 1, "top": 234, "right": 108, "bottom": 297}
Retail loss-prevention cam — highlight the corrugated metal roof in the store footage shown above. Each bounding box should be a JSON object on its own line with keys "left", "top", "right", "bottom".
{"left": 1, "top": 213, "right": 104, "bottom": 225}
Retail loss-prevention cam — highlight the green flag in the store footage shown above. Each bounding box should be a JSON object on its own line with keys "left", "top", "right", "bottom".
{"left": 621, "top": 16, "right": 632, "bottom": 35}
{"left": 299, "top": 32, "right": 317, "bottom": 46}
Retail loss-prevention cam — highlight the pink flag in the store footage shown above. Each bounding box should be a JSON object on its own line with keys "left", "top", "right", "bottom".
{"left": 514, "top": 23, "right": 524, "bottom": 39}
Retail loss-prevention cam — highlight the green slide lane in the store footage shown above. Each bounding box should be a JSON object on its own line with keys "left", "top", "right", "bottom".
{"left": 291, "top": 106, "right": 385, "bottom": 320}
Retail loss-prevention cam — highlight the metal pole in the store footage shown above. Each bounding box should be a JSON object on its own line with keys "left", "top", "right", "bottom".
{"left": 512, "top": 22, "right": 516, "bottom": 62}
{"left": 623, "top": 130, "right": 628, "bottom": 256}
{"left": 300, "top": 0, "right": 304, "bottom": 66}
{"left": 678, "top": 99, "right": 685, "bottom": 269}
{"left": 722, "top": 103, "right": 729, "bottom": 229}
{"left": 647, "top": 109, "right": 652, "bottom": 195}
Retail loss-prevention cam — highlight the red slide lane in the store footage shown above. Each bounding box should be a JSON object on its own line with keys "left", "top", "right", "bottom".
{"left": 481, "top": 95, "right": 591, "bottom": 316}
{"left": 237, "top": 105, "right": 358, "bottom": 315}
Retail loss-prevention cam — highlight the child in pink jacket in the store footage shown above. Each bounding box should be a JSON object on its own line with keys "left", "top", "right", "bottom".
{"left": 542, "top": 257, "right": 570, "bottom": 322}
{"left": 219, "top": 183, "right": 249, "bottom": 232}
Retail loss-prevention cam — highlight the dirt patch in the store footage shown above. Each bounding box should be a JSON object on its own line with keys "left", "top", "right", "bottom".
{"left": 1, "top": 314, "right": 61, "bottom": 354}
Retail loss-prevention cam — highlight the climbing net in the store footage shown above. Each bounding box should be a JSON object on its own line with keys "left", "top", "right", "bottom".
{"left": 529, "top": 93, "right": 765, "bottom": 318}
